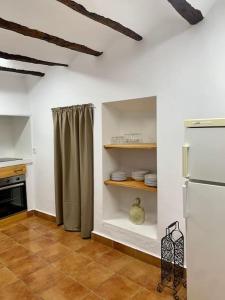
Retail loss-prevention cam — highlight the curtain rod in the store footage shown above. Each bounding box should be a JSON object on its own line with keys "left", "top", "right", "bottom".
{"left": 52, "top": 103, "right": 96, "bottom": 111}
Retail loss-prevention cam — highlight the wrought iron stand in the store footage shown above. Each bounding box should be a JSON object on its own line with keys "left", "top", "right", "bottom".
{"left": 157, "top": 221, "right": 186, "bottom": 300}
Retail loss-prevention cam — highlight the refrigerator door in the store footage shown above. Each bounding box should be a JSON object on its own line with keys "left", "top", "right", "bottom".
{"left": 185, "top": 126, "right": 225, "bottom": 182}
{"left": 186, "top": 181, "right": 225, "bottom": 300}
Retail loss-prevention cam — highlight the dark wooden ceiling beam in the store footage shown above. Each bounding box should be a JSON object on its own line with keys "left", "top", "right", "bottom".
{"left": 56, "top": 0, "right": 143, "bottom": 41}
{"left": 168, "top": 0, "right": 204, "bottom": 25}
{"left": 0, "top": 66, "right": 45, "bottom": 77}
{"left": 0, "top": 17, "right": 102, "bottom": 56}
{"left": 0, "top": 51, "right": 68, "bottom": 67}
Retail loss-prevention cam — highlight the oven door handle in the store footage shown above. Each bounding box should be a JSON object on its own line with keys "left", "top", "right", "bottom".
{"left": 0, "top": 183, "right": 24, "bottom": 191}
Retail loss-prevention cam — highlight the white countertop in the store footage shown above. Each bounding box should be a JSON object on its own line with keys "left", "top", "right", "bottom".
{"left": 0, "top": 159, "right": 33, "bottom": 168}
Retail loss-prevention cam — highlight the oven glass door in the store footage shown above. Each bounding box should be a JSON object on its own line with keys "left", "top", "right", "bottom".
{"left": 0, "top": 183, "right": 27, "bottom": 218}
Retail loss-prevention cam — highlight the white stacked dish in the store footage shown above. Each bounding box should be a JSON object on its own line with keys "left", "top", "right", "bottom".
{"left": 111, "top": 171, "right": 127, "bottom": 181}
{"left": 144, "top": 173, "right": 157, "bottom": 187}
{"left": 131, "top": 170, "right": 150, "bottom": 182}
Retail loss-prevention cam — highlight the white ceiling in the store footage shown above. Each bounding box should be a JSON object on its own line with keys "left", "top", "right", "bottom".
{"left": 0, "top": 0, "right": 218, "bottom": 73}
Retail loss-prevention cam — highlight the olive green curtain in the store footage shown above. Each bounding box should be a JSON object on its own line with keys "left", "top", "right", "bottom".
{"left": 52, "top": 104, "right": 94, "bottom": 238}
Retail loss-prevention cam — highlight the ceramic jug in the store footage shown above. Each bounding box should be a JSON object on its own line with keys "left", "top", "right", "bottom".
{"left": 129, "top": 197, "right": 145, "bottom": 225}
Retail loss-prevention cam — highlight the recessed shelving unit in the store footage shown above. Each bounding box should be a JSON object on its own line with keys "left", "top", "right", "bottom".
{"left": 104, "top": 178, "right": 157, "bottom": 192}
{"left": 102, "top": 97, "right": 158, "bottom": 243}
{"left": 104, "top": 143, "right": 157, "bottom": 150}
{"left": 103, "top": 211, "right": 157, "bottom": 239}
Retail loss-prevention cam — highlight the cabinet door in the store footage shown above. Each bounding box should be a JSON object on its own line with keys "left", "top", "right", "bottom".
{"left": 186, "top": 181, "right": 225, "bottom": 300}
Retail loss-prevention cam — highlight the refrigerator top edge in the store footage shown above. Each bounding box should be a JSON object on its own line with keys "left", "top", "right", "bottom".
{"left": 184, "top": 118, "right": 225, "bottom": 128}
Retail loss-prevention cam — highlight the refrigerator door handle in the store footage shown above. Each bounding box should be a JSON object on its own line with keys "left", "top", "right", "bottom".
{"left": 183, "top": 181, "right": 189, "bottom": 219}
{"left": 182, "top": 144, "right": 190, "bottom": 178}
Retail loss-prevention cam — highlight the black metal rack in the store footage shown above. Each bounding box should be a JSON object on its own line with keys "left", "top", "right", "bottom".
{"left": 157, "top": 221, "right": 186, "bottom": 300}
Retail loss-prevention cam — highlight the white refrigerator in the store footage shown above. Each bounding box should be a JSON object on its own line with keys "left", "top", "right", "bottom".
{"left": 183, "top": 118, "right": 225, "bottom": 300}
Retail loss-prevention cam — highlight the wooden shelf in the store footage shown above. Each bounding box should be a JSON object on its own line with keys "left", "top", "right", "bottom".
{"left": 104, "top": 143, "right": 157, "bottom": 150}
{"left": 104, "top": 178, "right": 157, "bottom": 192}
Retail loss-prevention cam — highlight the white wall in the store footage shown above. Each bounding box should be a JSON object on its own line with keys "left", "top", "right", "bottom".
{"left": 0, "top": 72, "right": 30, "bottom": 116}
{"left": 28, "top": 0, "right": 225, "bottom": 256}
{"left": 11, "top": 117, "right": 32, "bottom": 158}
{"left": 0, "top": 72, "right": 31, "bottom": 156}
{"left": 0, "top": 117, "right": 15, "bottom": 157}
{"left": 0, "top": 116, "right": 32, "bottom": 158}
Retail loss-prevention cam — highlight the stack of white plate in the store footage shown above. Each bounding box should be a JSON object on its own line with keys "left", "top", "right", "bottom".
{"left": 145, "top": 173, "right": 157, "bottom": 187}
{"left": 131, "top": 170, "right": 150, "bottom": 181}
{"left": 111, "top": 171, "right": 127, "bottom": 181}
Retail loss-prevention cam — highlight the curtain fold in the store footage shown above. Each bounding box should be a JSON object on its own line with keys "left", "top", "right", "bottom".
{"left": 52, "top": 104, "right": 94, "bottom": 238}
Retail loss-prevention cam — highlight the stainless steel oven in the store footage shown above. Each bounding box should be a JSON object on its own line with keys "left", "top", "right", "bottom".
{"left": 0, "top": 175, "right": 27, "bottom": 218}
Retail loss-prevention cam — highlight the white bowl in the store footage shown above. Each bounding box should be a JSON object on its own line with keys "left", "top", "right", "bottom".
{"left": 145, "top": 173, "right": 157, "bottom": 179}
{"left": 132, "top": 170, "right": 150, "bottom": 175}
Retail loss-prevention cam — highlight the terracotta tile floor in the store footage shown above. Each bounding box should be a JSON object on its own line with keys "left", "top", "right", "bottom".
{"left": 0, "top": 216, "right": 187, "bottom": 300}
